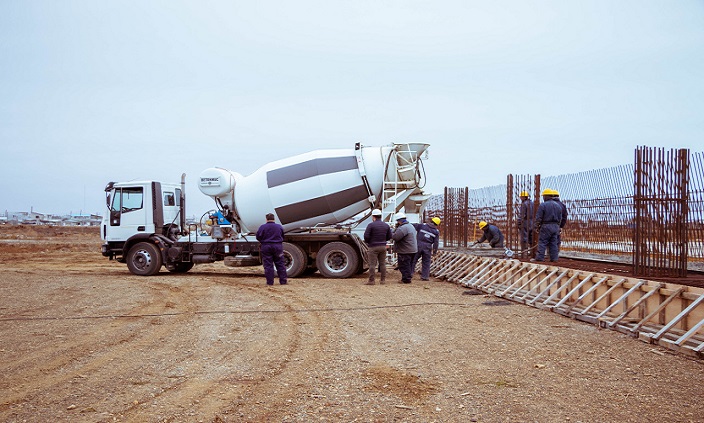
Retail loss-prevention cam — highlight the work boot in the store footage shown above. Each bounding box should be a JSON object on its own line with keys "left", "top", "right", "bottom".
{"left": 365, "top": 281, "right": 375, "bottom": 285}
{"left": 380, "top": 280, "right": 386, "bottom": 285}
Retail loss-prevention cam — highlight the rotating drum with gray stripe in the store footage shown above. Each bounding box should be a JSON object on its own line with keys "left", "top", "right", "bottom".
{"left": 199, "top": 145, "right": 417, "bottom": 233}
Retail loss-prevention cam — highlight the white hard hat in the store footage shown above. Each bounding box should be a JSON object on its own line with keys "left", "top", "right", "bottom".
{"left": 394, "top": 212, "right": 407, "bottom": 221}
{"left": 371, "top": 209, "right": 382, "bottom": 217}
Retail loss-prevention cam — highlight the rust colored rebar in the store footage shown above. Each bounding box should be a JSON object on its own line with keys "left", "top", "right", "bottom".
{"left": 425, "top": 147, "right": 703, "bottom": 274}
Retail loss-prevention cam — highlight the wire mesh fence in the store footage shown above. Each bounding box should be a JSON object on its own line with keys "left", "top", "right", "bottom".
{"left": 426, "top": 147, "right": 704, "bottom": 273}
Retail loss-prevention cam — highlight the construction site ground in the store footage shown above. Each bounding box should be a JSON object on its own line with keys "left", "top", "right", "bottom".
{"left": 0, "top": 225, "right": 702, "bottom": 423}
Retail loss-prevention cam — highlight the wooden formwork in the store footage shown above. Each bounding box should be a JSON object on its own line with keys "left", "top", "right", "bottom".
{"left": 430, "top": 250, "right": 704, "bottom": 359}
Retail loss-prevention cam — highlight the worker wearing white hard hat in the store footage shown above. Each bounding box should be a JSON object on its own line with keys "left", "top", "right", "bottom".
{"left": 391, "top": 211, "right": 417, "bottom": 283}
{"left": 363, "top": 209, "right": 391, "bottom": 285}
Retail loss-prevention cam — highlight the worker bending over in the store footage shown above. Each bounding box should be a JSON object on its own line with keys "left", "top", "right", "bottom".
{"left": 474, "top": 221, "right": 504, "bottom": 248}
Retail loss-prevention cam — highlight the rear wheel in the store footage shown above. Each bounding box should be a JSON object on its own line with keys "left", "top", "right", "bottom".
{"left": 283, "top": 242, "right": 307, "bottom": 278}
{"left": 316, "top": 242, "right": 359, "bottom": 279}
{"left": 126, "top": 242, "right": 163, "bottom": 276}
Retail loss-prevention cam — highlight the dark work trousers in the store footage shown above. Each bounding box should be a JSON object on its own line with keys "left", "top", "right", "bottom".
{"left": 520, "top": 223, "right": 533, "bottom": 249}
{"left": 535, "top": 223, "right": 560, "bottom": 262}
{"left": 367, "top": 245, "right": 387, "bottom": 283}
{"left": 397, "top": 253, "right": 415, "bottom": 283}
{"left": 260, "top": 243, "right": 288, "bottom": 285}
{"left": 411, "top": 243, "right": 433, "bottom": 280}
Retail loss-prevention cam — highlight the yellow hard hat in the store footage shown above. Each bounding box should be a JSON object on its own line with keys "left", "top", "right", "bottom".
{"left": 478, "top": 221, "right": 488, "bottom": 229}
{"left": 542, "top": 188, "right": 557, "bottom": 196}
{"left": 431, "top": 217, "right": 441, "bottom": 225}
{"left": 520, "top": 191, "right": 529, "bottom": 197}
{"left": 552, "top": 189, "right": 560, "bottom": 196}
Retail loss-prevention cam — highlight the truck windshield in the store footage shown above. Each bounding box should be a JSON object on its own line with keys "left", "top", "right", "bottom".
{"left": 112, "top": 187, "right": 144, "bottom": 213}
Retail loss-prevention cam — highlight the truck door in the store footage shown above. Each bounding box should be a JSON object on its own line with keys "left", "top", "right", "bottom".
{"left": 107, "top": 186, "right": 147, "bottom": 240}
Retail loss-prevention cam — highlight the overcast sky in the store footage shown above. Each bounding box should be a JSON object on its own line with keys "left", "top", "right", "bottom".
{"left": 1, "top": 1, "right": 702, "bottom": 216}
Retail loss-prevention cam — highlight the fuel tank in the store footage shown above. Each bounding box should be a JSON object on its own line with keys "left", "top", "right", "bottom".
{"left": 198, "top": 143, "right": 428, "bottom": 233}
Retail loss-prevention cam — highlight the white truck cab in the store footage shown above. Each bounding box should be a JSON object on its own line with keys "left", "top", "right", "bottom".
{"left": 102, "top": 180, "right": 183, "bottom": 243}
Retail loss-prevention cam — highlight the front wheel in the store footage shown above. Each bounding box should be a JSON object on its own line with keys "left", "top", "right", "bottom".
{"left": 316, "top": 242, "right": 359, "bottom": 279}
{"left": 126, "top": 242, "right": 163, "bottom": 276}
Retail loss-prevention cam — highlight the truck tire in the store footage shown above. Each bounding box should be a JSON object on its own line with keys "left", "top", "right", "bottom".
{"left": 316, "top": 242, "right": 359, "bottom": 279}
{"left": 126, "top": 242, "right": 163, "bottom": 276}
{"left": 283, "top": 242, "right": 306, "bottom": 278}
{"left": 166, "top": 261, "right": 194, "bottom": 273}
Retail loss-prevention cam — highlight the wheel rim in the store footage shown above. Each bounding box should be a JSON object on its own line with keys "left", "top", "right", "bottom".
{"left": 132, "top": 249, "right": 153, "bottom": 271}
{"left": 283, "top": 252, "right": 293, "bottom": 270}
{"left": 323, "top": 251, "right": 347, "bottom": 272}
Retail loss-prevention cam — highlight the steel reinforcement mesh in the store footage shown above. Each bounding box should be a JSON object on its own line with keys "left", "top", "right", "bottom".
{"left": 426, "top": 148, "right": 704, "bottom": 271}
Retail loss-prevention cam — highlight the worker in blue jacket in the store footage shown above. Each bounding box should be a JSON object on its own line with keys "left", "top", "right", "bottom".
{"left": 518, "top": 191, "right": 534, "bottom": 255}
{"left": 411, "top": 217, "right": 441, "bottom": 281}
{"left": 256, "top": 213, "right": 288, "bottom": 285}
{"left": 553, "top": 192, "right": 568, "bottom": 247}
{"left": 474, "top": 221, "right": 504, "bottom": 248}
{"left": 533, "top": 189, "right": 565, "bottom": 262}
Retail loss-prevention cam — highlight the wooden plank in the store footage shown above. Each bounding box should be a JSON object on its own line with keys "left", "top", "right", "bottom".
{"left": 580, "top": 278, "right": 626, "bottom": 316}
{"left": 674, "top": 316, "right": 704, "bottom": 347}
{"left": 511, "top": 268, "right": 561, "bottom": 300}
{"left": 651, "top": 293, "right": 704, "bottom": 341}
{"left": 517, "top": 268, "right": 565, "bottom": 302}
{"left": 471, "top": 259, "right": 501, "bottom": 288}
{"left": 435, "top": 253, "right": 472, "bottom": 276}
{"left": 608, "top": 283, "right": 665, "bottom": 329}
{"left": 459, "top": 258, "right": 495, "bottom": 286}
{"left": 497, "top": 266, "right": 537, "bottom": 297}
{"left": 596, "top": 280, "right": 646, "bottom": 320}
{"left": 565, "top": 276, "right": 609, "bottom": 313}
{"left": 528, "top": 272, "right": 573, "bottom": 306}
{"left": 553, "top": 273, "right": 596, "bottom": 309}
{"left": 492, "top": 261, "right": 527, "bottom": 294}
{"left": 631, "top": 287, "right": 685, "bottom": 333}
{"left": 482, "top": 261, "right": 519, "bottom": 291}
{"left": 542, "top": 273, "right": 582, "bottom": 307}
{"left": 445, "top": 256, "right": 477, "bottom": 279}
{"left": 476, "top": 260, "right": 509, "bottom": 289}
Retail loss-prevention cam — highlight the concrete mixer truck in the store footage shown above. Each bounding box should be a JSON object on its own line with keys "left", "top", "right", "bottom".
{"left": 101, "top": 142, "right": 431, "bottom": 278}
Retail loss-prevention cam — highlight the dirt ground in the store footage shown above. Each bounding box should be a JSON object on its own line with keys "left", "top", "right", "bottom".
{"left": 0, "top": 226, "right": 702, "bottom": 423}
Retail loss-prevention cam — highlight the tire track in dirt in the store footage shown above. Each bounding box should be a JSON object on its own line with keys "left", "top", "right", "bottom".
{"left": 0, "top": 278, "right": 205, "bottom": 418}
{"left": 114, "top": 279, "right": 344, "bottom": 422}
{"left": 88, "top": 278, "right": 284, "bottom": 421}
{"left": 218, "top": 282, "right": 345, "bottom": 422}
{"left": 0, "top": 278, "right": 182, "bottom": 380}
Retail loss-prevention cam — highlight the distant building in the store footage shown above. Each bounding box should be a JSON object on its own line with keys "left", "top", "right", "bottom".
{"left": 2, "top": 211, "right": 102, "bottom": 226}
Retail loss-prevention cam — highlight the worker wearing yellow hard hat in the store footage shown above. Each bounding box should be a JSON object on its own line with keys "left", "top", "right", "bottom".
{"left": 474, "top": 220, "right": 504, "bottom": 248}
{"left": 411, "top": 216, "right": 441, "bottom": 281}
{"left": 518, "top": 190, "right": 535, "bottom": 257}
{"left": 533, "top": 188, "right": 568, "bottom": 263}
{"left": 542, "top": 188, "right": 559, "bottom": 196}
